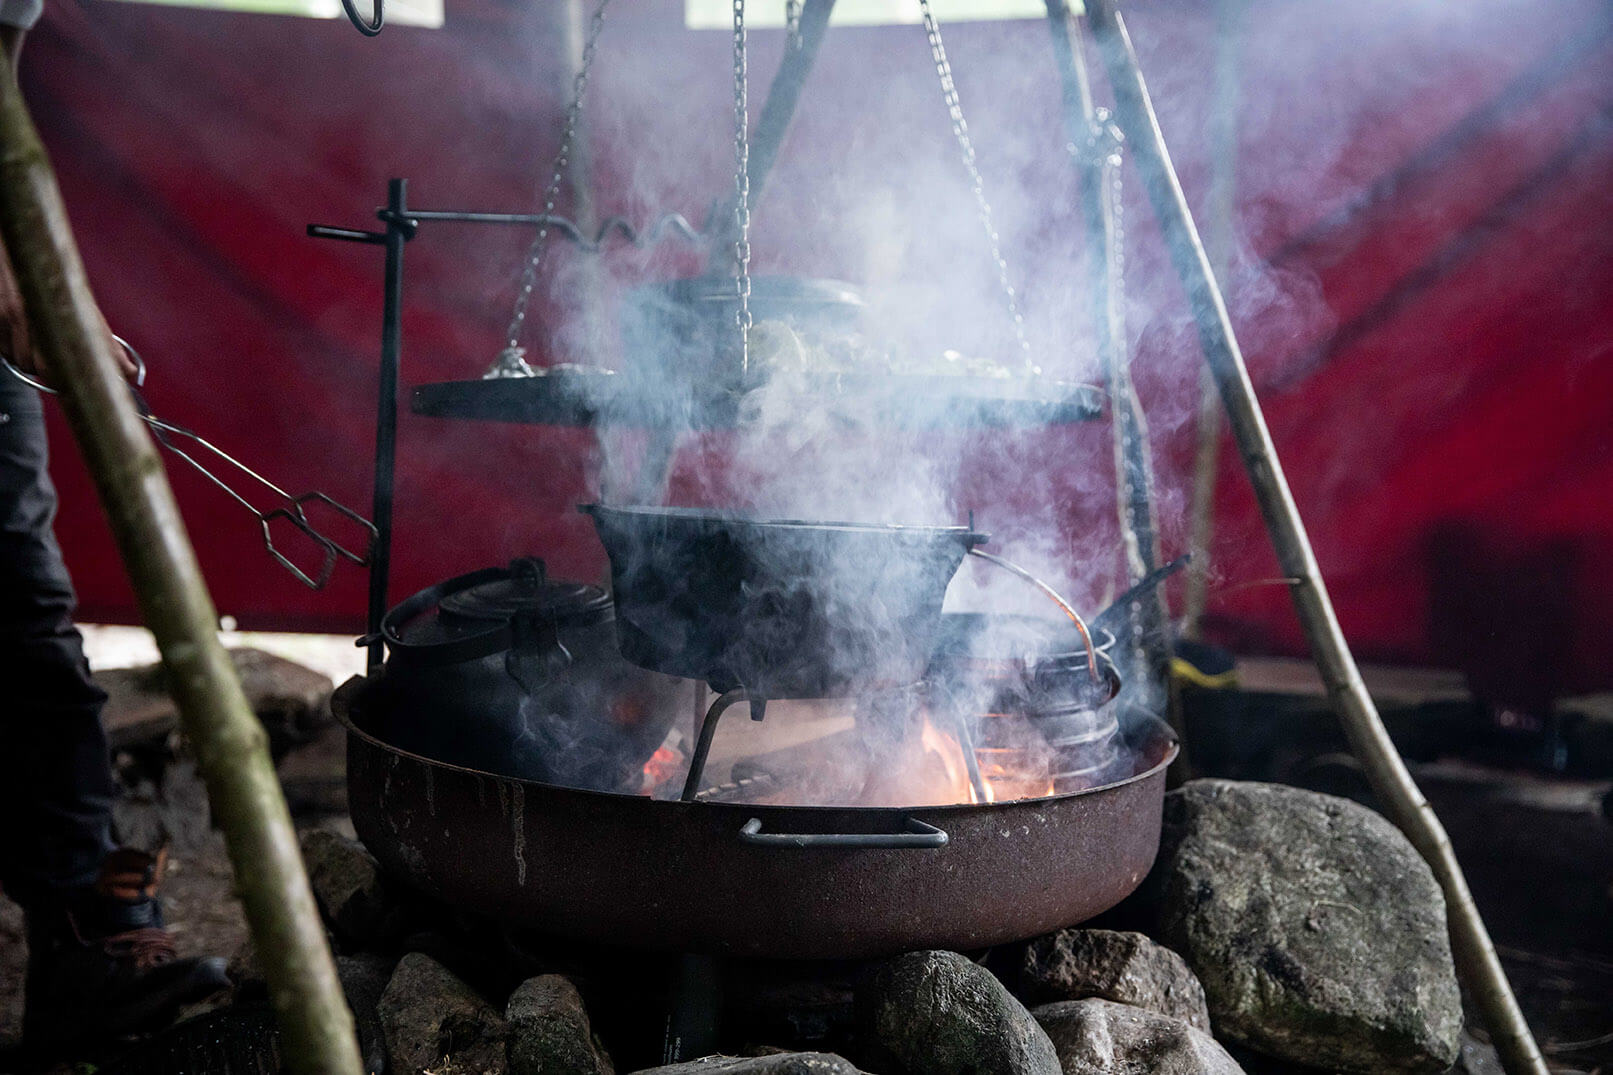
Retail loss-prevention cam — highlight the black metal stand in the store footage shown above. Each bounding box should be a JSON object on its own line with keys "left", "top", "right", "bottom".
{"left": 310, "top": 186, "right": 715, "bottom": 670}
{"left": 310, "top": 178, "right": 416, "bottom": 672}
{"left": 662, "top": 953, "right": 722, "bottom": 1064}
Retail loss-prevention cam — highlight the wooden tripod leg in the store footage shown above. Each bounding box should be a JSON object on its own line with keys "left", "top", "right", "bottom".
{"left": 0, "top": 52, "right": 362, "bottom": 1075}
{"left": 1080, "top": 3, "right": 1546, "bottom": 1072}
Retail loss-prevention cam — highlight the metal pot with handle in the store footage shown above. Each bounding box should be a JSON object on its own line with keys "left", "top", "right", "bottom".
{"left": 374, "top": 558, "right": 682, "bottom": 793}
{"left": 580, "top": 503, "right": 988, "bottom": 699}
{"left": 335, "top": 673, "right": 1177, "bottom": 960}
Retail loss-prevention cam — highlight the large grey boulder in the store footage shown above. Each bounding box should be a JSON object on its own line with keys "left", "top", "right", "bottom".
{"left": 379, "top": 952, "right": 509, "bottom": 1075}
{"left": 629, "top": 1055, "right": 862, "bottom": 1074}
{"left": 1152, "top": 780, "right": 1463, "bottom": 1073}
{"left": 507, "top": 975, "right": 614, "bottom": 1075}
{"left": 858, "top": 949, "right": 1060, "bottom": 1075}
{"left": 1018, "top": 929, "right": 1210, "bottom": 1030}
{"left": 1034, "top": 998, "right": 1245, "bottom": 1074}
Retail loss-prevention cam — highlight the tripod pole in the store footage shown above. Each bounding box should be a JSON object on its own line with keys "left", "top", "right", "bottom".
{"left": 1080, "top": 2, "right": 1545, "bottom": 1072}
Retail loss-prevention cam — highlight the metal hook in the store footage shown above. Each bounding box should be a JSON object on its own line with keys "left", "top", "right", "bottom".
{"left": 340, "top": 0, "right": 384, "bottom": 36}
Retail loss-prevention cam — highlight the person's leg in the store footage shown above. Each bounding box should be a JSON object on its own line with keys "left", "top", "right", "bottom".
{"left": 0, "top": 374, "right": 115, "bottom": 906}
{"left": 0, "top": 374, "right": 227, "bottom": 1048}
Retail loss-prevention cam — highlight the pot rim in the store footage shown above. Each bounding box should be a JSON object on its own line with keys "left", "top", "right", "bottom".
{"left": 579, "top": 503, "right": 989, "bottom": 545}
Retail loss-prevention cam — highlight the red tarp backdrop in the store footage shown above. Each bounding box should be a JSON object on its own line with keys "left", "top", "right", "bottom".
{"left": 21, "top": 0, "right": 1613, "bottom": 694}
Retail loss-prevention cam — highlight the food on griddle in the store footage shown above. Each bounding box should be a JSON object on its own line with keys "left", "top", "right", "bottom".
{"left": 743, "top": 319, "right": 1015, "bottom": 383}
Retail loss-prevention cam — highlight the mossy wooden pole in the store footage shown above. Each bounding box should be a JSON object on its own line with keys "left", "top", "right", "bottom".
{"left": 1080, "top": 3, "right": 1545, "bottom": 1072}
{"left": 0, "top": 53, "right": 362, "bottom": 1075}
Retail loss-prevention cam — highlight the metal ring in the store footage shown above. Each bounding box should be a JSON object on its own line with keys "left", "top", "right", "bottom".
{"left": 112, "top": 334, "right": 147, "bottom": 387}
{"left": 339, "top": 0, "right": 384, "bottom": 35}
{"left": 0, "top": 354, "right": 56, "bottom": 394}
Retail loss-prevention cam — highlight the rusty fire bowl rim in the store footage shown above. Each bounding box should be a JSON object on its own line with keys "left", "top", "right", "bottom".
{"left": 330, "top": 673, "right": 1179, "bottom": 812}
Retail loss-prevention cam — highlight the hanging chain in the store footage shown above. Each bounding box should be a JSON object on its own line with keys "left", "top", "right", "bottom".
{"left": 916, "top": 0, "right": 1035, "bottom": 374}
{"left": 784, "top": 0, "right": 801, "bottom": 51}
{"left": 1090, "top": 107, "right": 1127, "bottom": 375}
{"left": 1081, "top": 107, "right": 1157, "bottom": 582}
{"left": 732, "top": 0, "right": 754, "bottom": 377}
{"left": 488, "top": 0, "right": 612, "bottom": 379}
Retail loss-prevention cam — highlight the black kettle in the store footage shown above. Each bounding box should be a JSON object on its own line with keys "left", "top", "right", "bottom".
{"left": 373, "top": 558, "right": 682, "bottom": 793}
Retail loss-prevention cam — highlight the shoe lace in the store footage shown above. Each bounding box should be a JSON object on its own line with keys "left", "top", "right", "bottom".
{"left": 102, "top": 926, "right": 178, "bottom": 971}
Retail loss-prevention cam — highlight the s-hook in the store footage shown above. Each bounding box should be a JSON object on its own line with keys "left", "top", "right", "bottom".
{"left": 341, "top": 0, "right": 384, "bottom": 36}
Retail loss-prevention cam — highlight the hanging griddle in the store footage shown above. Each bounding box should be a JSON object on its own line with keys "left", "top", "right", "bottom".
{"left": 334, "top": 675, "right": 1176, "bottom": 961}
{"left": 408, "top": 365, "right": 1104, "bottom": 430}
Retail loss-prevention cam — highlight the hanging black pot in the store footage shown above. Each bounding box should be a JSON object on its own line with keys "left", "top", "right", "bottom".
{"left": 580, "top": 504, "right": 988, "bottom": 699}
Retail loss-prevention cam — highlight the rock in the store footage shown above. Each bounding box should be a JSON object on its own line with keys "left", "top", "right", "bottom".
{"left": 101, "top": 647, "right": 332, "bottom": 756}
{"left": 1018, "top": 929, "right": 1210, "bottom": 1030}
{"left": 339, "top": 954, "right": 395, "bottom": 1075}
{"left": 1033, "top": 998, "right": 1246, "bottom": 1074}
{"left": 379, "top": 952, "right": 508, "bottom": 1075}
{"left": 1152, "top": 779, "right": 1463, "bottom": 1073}
{"left": 506, "top": 975, "right": 614, "bottom": 1075}
{"left": 629, "top": 1055, "right": 863, "bottom": 1075}
{"left": 1457, "top": 1031, "right": 1505, "bottom": 1075}
{"left": 301, "top": 829, "right": 404, "bottom": 948}
{"left": 858, "top": 950, "right": 1060, "bottom": 1075}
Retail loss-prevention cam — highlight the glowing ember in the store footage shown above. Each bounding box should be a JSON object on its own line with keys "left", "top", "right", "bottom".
{"left": 641, "top": 744, "right": 684, "bottom": 793}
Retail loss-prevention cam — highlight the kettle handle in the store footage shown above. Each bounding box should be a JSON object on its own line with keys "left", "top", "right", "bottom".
{"left": 505, "top": 615, "right": 574, "bottom": 696}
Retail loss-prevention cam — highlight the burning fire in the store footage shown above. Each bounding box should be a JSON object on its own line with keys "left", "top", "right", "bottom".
{"left": 641, "top": 744, "right": 684, "bottom": 793}
{"left": 916, "top": 711, "right": 1056, "bottom": 805}
{"left": 919, "top": 712, "right": 992, "bottom": 804}
{"left": 638, "top": 698, "right": 1063, "bottom": 807}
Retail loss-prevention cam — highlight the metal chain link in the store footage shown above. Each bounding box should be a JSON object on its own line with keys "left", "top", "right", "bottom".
{"left": 916, "top": 0, "right": 1035, "bottom": 374}
{"left": 1087, "top": 108, "right": 1156, "bottom": 581}
{"left": 784, "top": 0, "right": 801, "bottom": 51}
{"left": 1094, "top": 107, "right": 1127, "bottom": 367}
{"left": 488, "top": 0, "right": 613, "bottom": 378}
{"left": 733, "top": 0, "right": 754, "bottom": 377}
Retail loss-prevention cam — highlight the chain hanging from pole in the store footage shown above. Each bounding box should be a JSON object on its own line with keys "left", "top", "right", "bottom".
{"left": 1093, "top": 108, "right": 1169, "bottom": 713}
{"left": 917, "top": 0, "right": 1037, "bottom": 375}
{"left": 785, "top": 0, "right": 802, "bottom": 51}
{"left": 1046, "top": 0, "right": 1170, "bottom": 717}
{"left": 486, "top": 0, "right": 613, "bottom": 379}
{"left": 732, "top": 0, "right": 754, "bottom": 377}
{"left": 1083, "top": 109, "right": 1161, "bottom": 585}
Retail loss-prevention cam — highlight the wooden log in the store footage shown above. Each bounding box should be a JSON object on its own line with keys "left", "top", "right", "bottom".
{"left": 0, "top": 52, "right": 362, "bottom": 1075}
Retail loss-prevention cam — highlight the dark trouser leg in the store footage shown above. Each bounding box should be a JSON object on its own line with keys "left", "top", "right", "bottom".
{"left": 0, "top": 375, "right": 114, "bottom": 907}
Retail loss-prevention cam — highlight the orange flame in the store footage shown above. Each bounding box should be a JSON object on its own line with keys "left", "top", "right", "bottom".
{"left": 919, "top": 714, "right": 987, "bottom": 804}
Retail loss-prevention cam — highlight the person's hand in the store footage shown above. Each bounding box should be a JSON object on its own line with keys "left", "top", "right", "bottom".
{"left": 0, "top": 244, "right": 140, "bottom": 384}
{"left": 0, "top": 238, "right": 36, "bottom": 376}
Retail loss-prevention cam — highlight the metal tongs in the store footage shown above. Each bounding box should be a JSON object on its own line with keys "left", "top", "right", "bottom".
{"left": 3, "top": 340, "right": 375, "bottom": 590}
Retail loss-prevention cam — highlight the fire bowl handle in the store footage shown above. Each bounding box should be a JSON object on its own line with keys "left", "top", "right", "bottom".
{"left": 738, "top": 816, "right": 948, "bottom": 850}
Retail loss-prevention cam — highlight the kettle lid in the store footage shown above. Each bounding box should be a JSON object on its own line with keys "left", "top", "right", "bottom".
{"left": 439, "top": 558, "right": 612, "bottom": 627}
{"left": 383, "top": 558, "right": 611, "bottom": 666}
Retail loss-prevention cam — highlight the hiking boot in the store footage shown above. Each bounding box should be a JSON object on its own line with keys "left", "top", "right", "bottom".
{"left": 22, "top": 848, "right": 231, "bottom": 1048}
